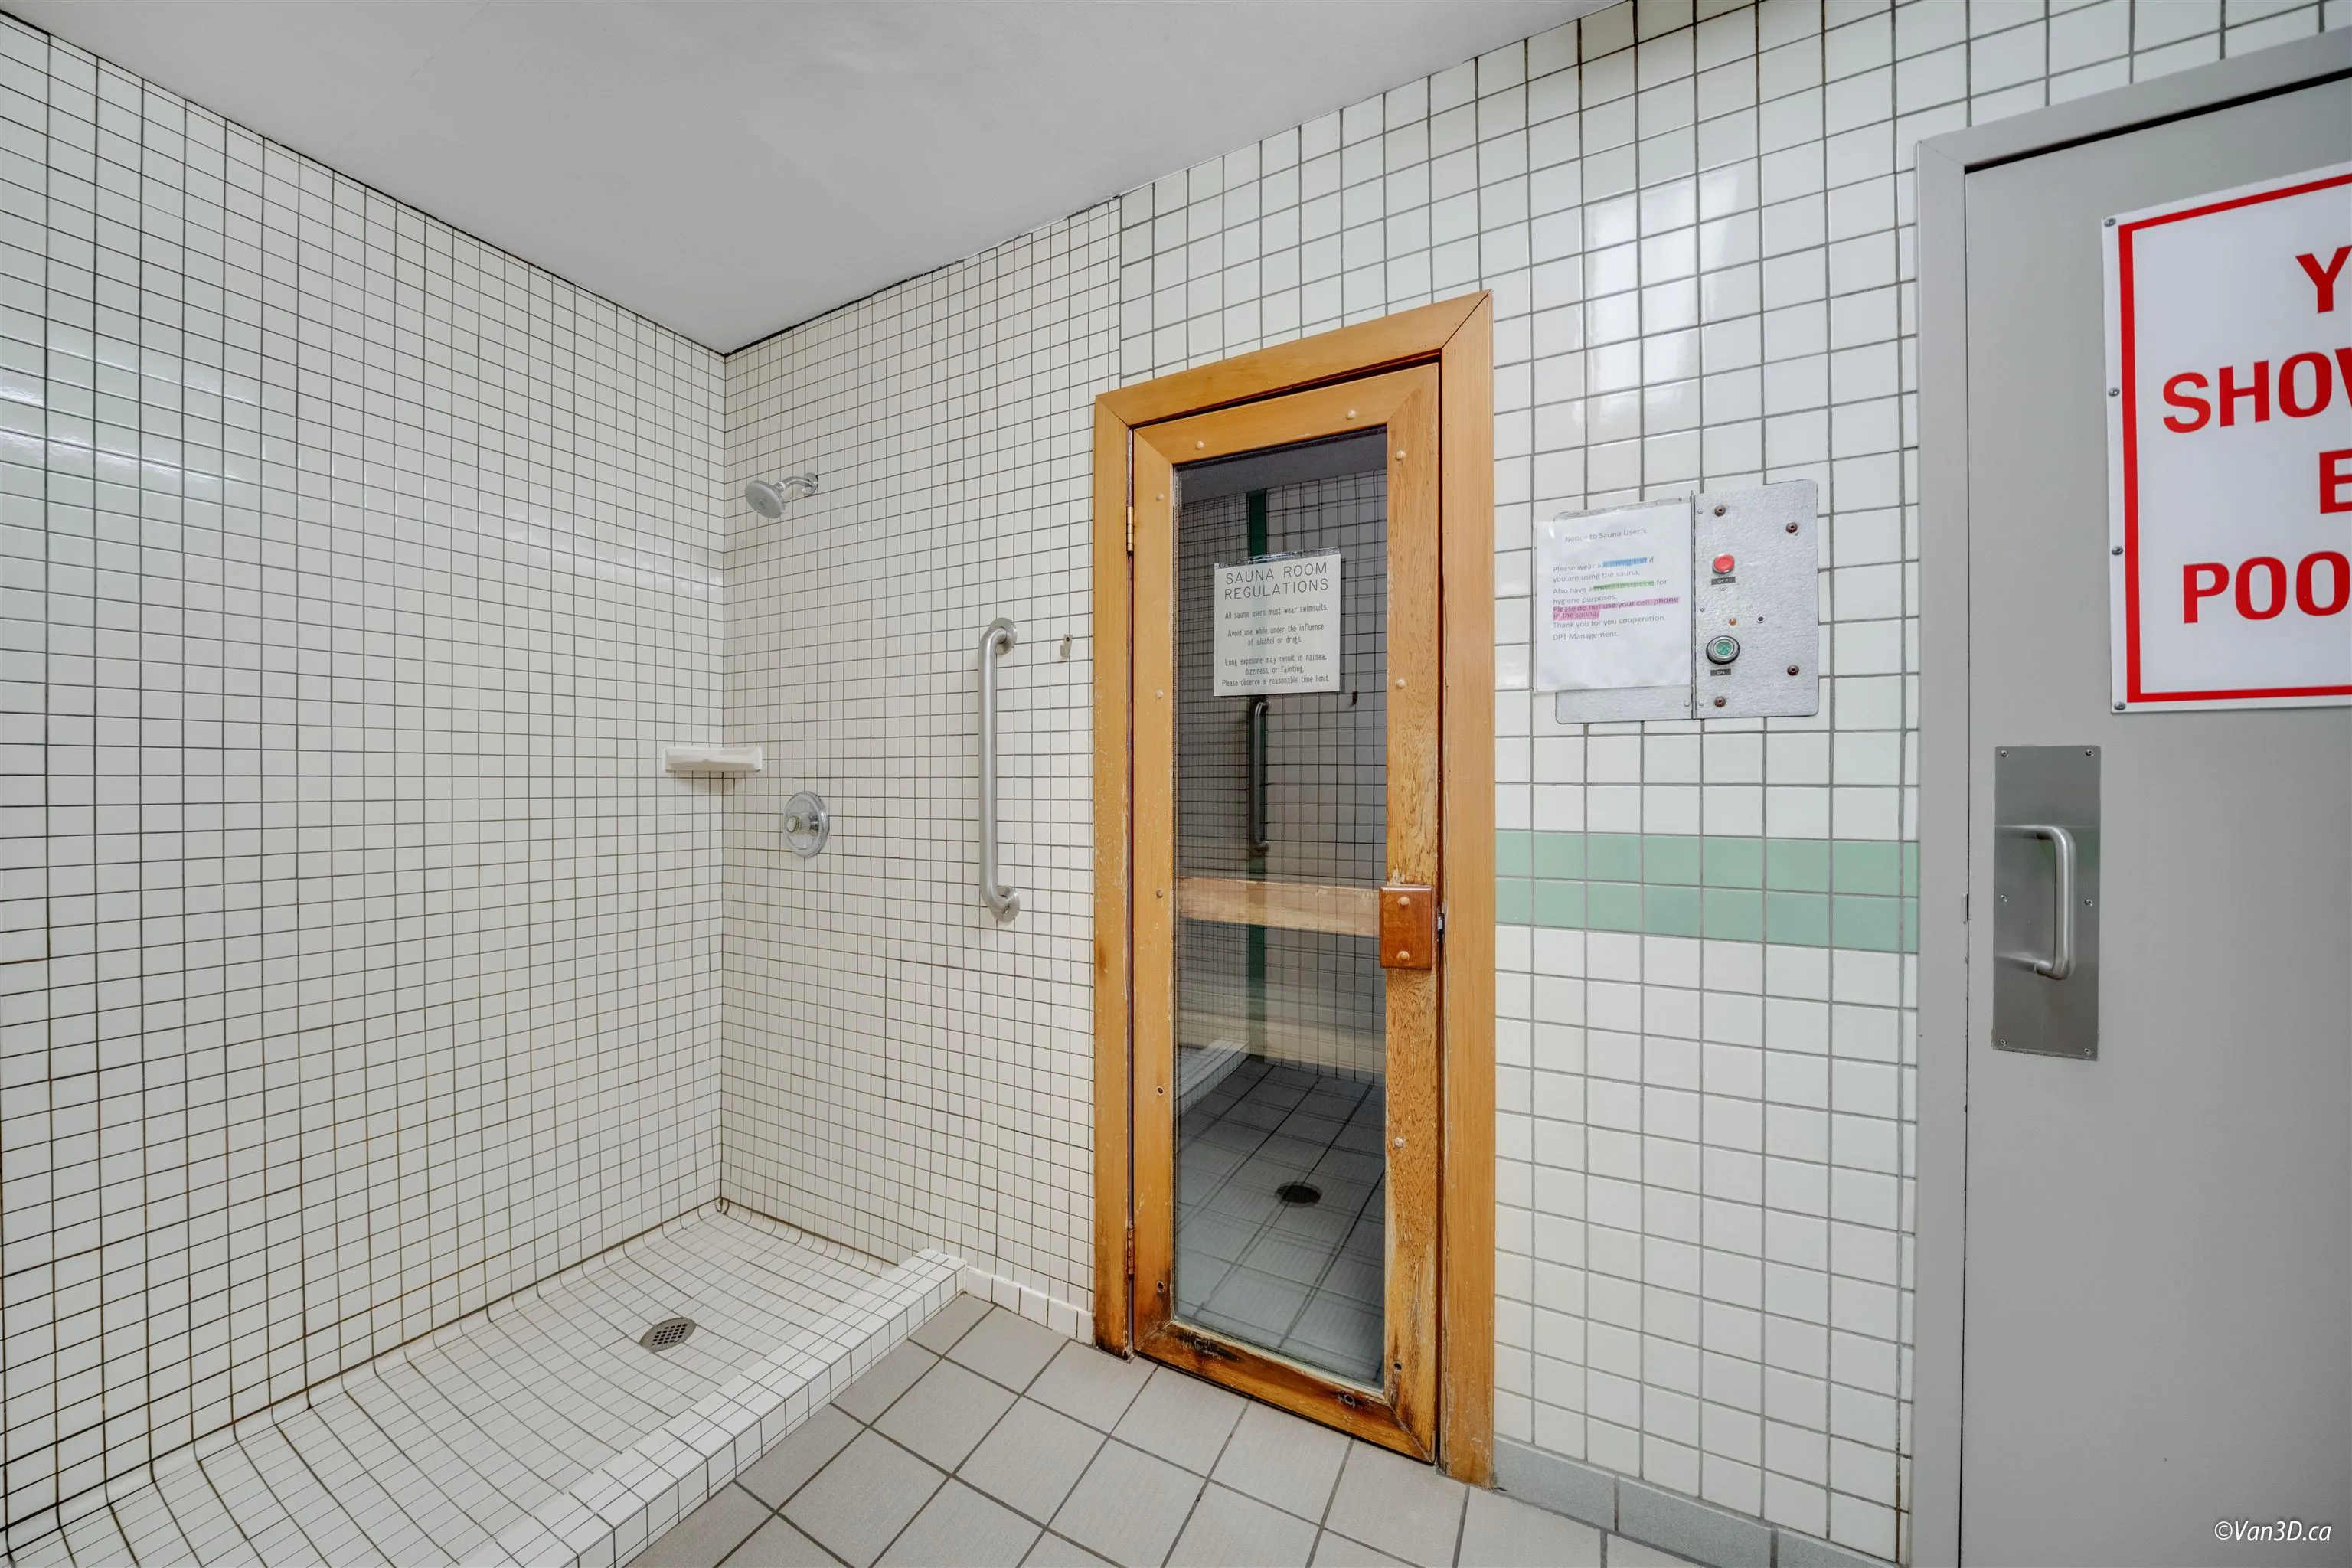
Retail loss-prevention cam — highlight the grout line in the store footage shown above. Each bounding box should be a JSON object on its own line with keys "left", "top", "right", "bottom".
{"left": 1152, "top": 1374, "right": 1248, "bottom": 1568}
{"left": 1314, "top": 1436, "right": 1350, "bottom": 1555}
{"left": 713, "top": 1301, "right": 1031, "bottom": 1568}
{"left": 710, "top": 1475, "right": 849, "bottom": 1568}
{"left": 850, "top": 1428, "right": 949, "bottom": 1568}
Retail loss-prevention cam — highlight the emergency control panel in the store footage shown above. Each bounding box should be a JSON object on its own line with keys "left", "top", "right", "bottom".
{"left": 1543, "top": 480, "right": 1821, "bottom": 724}
{"left": 1689, "top": 481, "right": 1820, "bottom": 719}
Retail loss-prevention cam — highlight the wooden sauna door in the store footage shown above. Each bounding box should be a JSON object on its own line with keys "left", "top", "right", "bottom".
{"left": 1125, "top": 368, "right": 1441, "bottom": 1457}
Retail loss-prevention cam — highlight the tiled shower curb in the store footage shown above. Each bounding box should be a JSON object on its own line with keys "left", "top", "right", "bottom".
{"left": 497, "top": 1250, "right": 964, "bottom": 1568}
{"left": 1494, "top": 1439, "right": 1895, "bottom": 1568}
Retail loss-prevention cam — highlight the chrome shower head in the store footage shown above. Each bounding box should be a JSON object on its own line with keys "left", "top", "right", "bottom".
{"left": 743, "top": 474, "right": 818, "bottom": 518}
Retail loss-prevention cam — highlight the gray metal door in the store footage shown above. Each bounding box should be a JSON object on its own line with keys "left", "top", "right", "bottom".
{"left": 1958, "top": 79, "right": 2351, "bottom": 1564}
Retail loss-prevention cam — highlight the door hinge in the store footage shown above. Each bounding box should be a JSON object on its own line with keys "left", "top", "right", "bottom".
{"left": 1123, "top": 1223, "right": 1135, "bottom": 1279}
{"left": 1436, "top": 905, "right": 1446, "bottom": 942}
{"left": 1125, "top": 505, "right": 1134, "bottom": 554}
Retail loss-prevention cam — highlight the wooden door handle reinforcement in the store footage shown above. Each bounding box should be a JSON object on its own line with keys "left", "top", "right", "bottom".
{"left": 1380, "top": 885, "right": 1437, "bottom": 970}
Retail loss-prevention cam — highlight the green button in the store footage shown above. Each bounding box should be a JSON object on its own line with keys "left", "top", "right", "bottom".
{"left": 1706, "top": 635, "right": 1741, "bottom": 665}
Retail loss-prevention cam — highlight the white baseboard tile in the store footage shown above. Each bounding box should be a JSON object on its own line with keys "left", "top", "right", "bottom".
{"left": 1493, "top": 1439, "right": 1894, "bottom": 1568}
{"left": 959, "top": 1263, "right": 1092, "bottom": 1341}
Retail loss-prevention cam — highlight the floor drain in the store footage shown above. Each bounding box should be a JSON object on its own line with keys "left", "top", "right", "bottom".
{"left": 639, "top": 1315, "right": 697, "bottom": 1351}
{"left": 1276, "top": 1182, "right": 1322, "bottom": 1206}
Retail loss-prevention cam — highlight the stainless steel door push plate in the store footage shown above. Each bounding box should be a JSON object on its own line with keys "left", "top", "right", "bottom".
{"left": 1991, "top": 746, "right": 2101, "bottom": 1059}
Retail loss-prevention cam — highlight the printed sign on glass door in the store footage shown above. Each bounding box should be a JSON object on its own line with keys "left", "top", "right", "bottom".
{"left": 1213, "top": 550, "right": 1344, "bottom": 695}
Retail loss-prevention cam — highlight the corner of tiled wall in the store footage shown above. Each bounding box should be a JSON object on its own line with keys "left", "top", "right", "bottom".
{"left": 715, "top": 207, "right": 1119, "bottom": 1335}
{"left": 0, "top": 12, "right": 727, "bottom": 1540}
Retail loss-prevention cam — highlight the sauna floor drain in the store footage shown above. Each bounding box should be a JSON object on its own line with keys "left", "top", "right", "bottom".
{"left": 1276, "top": 1182, "right": 1323, "bottom": 1206}
{"left": 639, "top": 1315, "right": 697, "bottom": 1351}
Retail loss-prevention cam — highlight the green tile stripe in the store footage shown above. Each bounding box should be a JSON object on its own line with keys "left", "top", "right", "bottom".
{"left": 1496, "top": 831, "right": 1918, "bottom": 952}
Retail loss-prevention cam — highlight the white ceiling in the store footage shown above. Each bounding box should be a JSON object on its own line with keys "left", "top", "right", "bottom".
{"left": 28, "top": 1, "right": 1593, "bottom": 351}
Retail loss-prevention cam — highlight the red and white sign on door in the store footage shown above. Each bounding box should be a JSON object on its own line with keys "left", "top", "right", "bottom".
{"left": 2106, "top": 162, "right": 2352, "bottom": 711}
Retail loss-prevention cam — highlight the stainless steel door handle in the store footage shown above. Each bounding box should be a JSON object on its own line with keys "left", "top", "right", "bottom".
{"left": 978, "top": 617, "right": 1018, "bottom": 920}
{"left": 1992, "top": 746, "right": 2099, "bottom": 1057}
{"left": 2008, "top": 823, "right": 2076, "bottom": 979}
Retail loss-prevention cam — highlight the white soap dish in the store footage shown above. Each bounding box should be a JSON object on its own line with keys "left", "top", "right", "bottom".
{"left": 664, "top": 746, "right": 763, "bottom": 774}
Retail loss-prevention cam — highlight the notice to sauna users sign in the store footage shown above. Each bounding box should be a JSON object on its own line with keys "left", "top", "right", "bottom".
{"left": 2107, "top": 161, "right": 2352, "bottom": 710}
{"left": 1532, "top": 500, "right": 1692, "bottom": 693}
{"left": 1215, "top": 550, "right": 1342, "bottom": 695}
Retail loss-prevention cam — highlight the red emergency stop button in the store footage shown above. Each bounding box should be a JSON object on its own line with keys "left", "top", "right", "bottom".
{"left": 1712, "top": 553, "right": 1735, "bottom": 575}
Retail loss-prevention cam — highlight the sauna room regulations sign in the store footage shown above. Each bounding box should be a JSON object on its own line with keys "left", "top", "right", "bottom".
{"left": 2105, "top": 161, "right": 2352, "bottom": 710}
{"left": 1214, "top": 550, "right": 1343, "bottom": 695}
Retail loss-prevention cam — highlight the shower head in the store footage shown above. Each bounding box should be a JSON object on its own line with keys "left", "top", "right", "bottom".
{"left": 743, "top": 474, "right": 818, "bottom": 518}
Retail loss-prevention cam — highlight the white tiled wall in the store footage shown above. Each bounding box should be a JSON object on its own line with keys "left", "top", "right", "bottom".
{"left": 1112, "top": 2, "right": 2343, "bottom": 1560}
{"left": 8, "top": 0, "right": 2344, "bottom": 1561}
{"left": 0, "top": 19, "right": 725, "bottom": 1540}
{"left": 718, "top": 215, "right": 1117, "bottom": 1331}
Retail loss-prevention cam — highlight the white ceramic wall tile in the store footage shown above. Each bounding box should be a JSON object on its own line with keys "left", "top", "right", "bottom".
{"left": 0, "top": 16, "right": 726, "bottom": 1547}
{"left": 11, "top": 5, "right": 2348, "bottom": 1566}
{"left": 1111, "top": 2, "right": 2341, "bottom": 1561}
{"left": 719, "top": 214, "right": 1117, "bottom": 1329}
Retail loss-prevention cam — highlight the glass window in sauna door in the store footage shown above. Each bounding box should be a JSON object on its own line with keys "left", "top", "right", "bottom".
{"left": 1171, "top": 431, "right": 1388, "bottom": 1387}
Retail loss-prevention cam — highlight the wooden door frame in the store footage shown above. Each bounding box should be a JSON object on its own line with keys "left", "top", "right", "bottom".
{"left": 1091, "top": 294, "right": 1496, "bottom": 1483}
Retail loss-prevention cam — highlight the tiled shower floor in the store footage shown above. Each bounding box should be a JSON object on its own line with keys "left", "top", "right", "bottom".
{"left": 3, "top": 1205, "right": 957, "bottom": 1568}
{"left": 1174, "top": 1060, "right": 1387, "bottom": 1383}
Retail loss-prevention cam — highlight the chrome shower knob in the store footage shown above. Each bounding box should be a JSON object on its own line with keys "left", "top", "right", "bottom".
{"left": 783, "top": 790, "right": 830, "bottom": 858}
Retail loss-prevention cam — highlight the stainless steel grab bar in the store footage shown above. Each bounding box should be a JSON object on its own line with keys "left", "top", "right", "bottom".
{"left": 978, "top": 618, "right": 1019, "bottom": 920}
{"left": 1246, "top": 697, "right": 1269, "bottom": 857}
{"left": 2007, "top": 822, "right": 2076, "bottom": 979}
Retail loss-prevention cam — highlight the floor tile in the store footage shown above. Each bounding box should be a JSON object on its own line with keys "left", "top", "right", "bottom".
{"left": 1209, "top": 1400, "right": 1349, "bottom": 1521}
{"left": 637, "top": 1484, "right": 772, "bottom": 1568}
{"left": 1285, "top": 1293, "right": 1383, "bottom": 1379}
{"left": 1606, "top": 1537, "right": 1698, "bottom": 1566}
{"left": 1199, "top": 1267, "right": 1312, "bottom": 1342}
{"left": 737, "top": 1407, "right": 861, "bottom": 1507}
{"left": 947, "top": 1308, "right": 1069, "bottom": 1393}
{"left": 910, "top": 1292, "right": 993, "bottom": 1354}
{"left": 877, "top": 1480, "right": 1040, "bottom": 1568}
{"left": 1024, "top": 1342, "right": 1150, "bottom": 1432}
{"left": 1323, "top": 1445, "right": 1466, "bottom": 1568}
{"left": 1173, "top": 1067, "right": 1389, "bottom": 1385}
{"left": 781, "top": 1429, "right": 946, "bottom": 1568}
{"left": 1456, "top": 1488, "right": 1601, "bottom": 1567}
{"left": 721, "top": 1514, "right": 837, "bottom": 1567}
{"left": 958, "top": 1399, "right": 1104, "bottom": 1523}
{"left": 873, "top": 1359, "right": 1018, "bottom": 1470}
{"left": 1023, "top": 1534, "right": 1114, "bottom": 1567}
{"left": 1050, "top": 1441, "right": 1205, "bottom": 1568}
{"left": 834, "top": 1341, "right": 939, "bottom": 1423}
{"left": 1109, "top": 1366, "right": 1246, "bottom": 1474}
{"left": 1167, "top": 1483, "right": 1319, "bottom": 1568}
{"left": 1310, "top": 1533, "right": 1414, "bottom": 1567}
